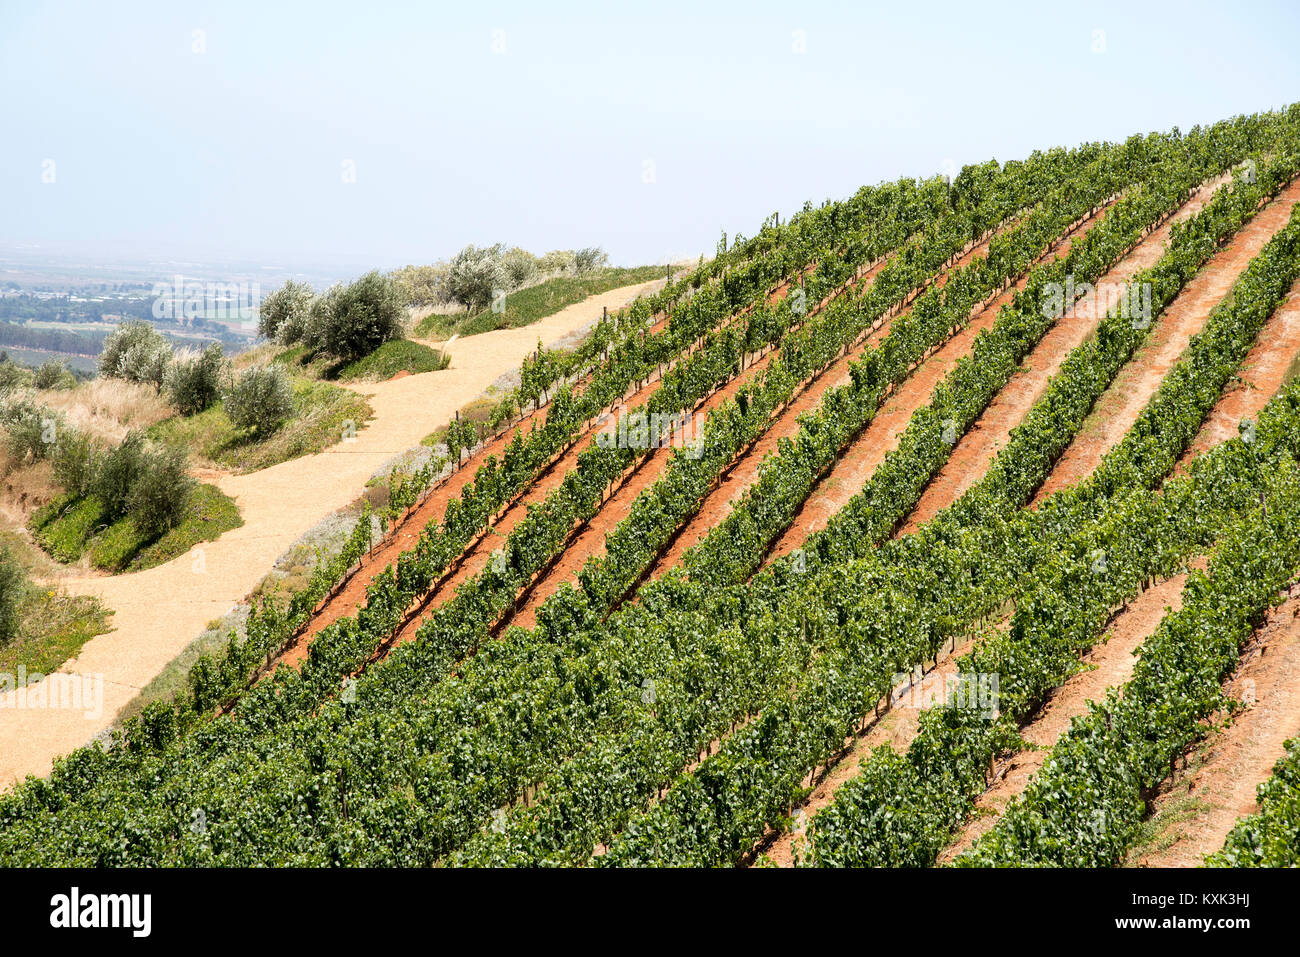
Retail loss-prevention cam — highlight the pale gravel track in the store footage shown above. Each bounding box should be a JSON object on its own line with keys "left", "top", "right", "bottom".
{"left": 0, "top": 278, "right": 666, "bottom": 788}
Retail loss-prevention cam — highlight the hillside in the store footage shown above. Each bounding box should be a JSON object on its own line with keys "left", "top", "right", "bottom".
{"left": 3, "top": 106, "right": 1300, "bottom": 872}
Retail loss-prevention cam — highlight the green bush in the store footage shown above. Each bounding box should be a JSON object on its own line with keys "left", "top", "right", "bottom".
{"left": 0, "top": 399, "right": 63, "bottom": 463}
{"left": 165, "top": 343, "right": 229, "bottom": 416}
{"left": 573, "top": 246, "right": 609, "bottom": 275}
{"left": 258, "top": 279, "right": 316, "bottom": 343}
{"left": 100, "top": 321, "right": 171, "bottom": 388}
{"left": 92, "top": 432, "right": 147, "bottom": 517}
{"left": 0, "top": 546, "right": 25, "bottom": 646}
{"left": 390, "top": 264, "right": 448, "bottom": 307}
{"left": 304, "top": 271, "right": 405, "bottom": 361}
{"left": 126, "top": 483, "right": 242, "bottom": 571}
{"left": 225, "top": 365, "right": 294, "bottom": 436}
{"left": 444, "top": 244, "right": 504, "bottom": 312}
{"left": 52, "top": 430, "right": 101, "bottom": 498}
{"left": 499, "top": 247, "right": 537, "bottom": 289}
{"left": 33, "top": 360, "right": 72, "bottom": 390}
{"left": 0, "top": 359, "right": 32, "bottom": 390}
{"left": 126, "top": 444, "right": 194, "bottom": 539}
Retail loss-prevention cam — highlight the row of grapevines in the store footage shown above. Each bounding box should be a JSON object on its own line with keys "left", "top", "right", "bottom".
{"left": 593, "top": 153, "right": 1300, "bottom": 867}
{"left": 804, "top": 198, "right": 1300, "bottom": 866}
{"left": 957, "top": 464, "right": 1300, "bottom": 866}
{"left": 447, "top": 131, "right": 1256, "bottom": 865}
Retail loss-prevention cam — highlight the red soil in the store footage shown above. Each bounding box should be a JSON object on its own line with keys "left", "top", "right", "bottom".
{"left": 898, "top": 175, "right": 1231, "bottom": 534}
{"left": 1032, "top": 178, "right": 1300, "bottom": 504}
{"left": 1131, "top": 587, "right": 1300, "bottom": 866}
{"left": 1178, "top": 275, "right": 1300, "bottom": 465}
{"left": 763, "top": 201, "right": 1112, "bottom": 564}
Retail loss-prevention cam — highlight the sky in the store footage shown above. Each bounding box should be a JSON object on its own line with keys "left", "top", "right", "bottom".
{"left": 2, "top": 0, "right": 1298, "bottom": 277}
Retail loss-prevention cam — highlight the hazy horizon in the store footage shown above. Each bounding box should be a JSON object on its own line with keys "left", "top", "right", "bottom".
{"left": 4, "top": 0, "right": 1299, "bottom": 278}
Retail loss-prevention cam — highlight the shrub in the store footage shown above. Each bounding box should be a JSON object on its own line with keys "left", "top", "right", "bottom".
{"left": 444, "top": 244, "right": 505, "bottom": 311}
{"left": 34, "top": 360, "right": 72, "bottom": 390}
{"left": 0, "top": 546, "right": 26, "bottom": 645}
{"left": 100, "top": 321, "right": 171, "bottom": 388}
{"left": 52, "top": 430, "right": 101, "bottom": 498}
{"left": 0, "top": 358, "right": 31, "bottom": 390}
{"left": 302, "top": 271, "right": 405, "bottom": 361}
{"left": 389, "top": 264, "right": 448, "bottom": 307}
{"left": 93, "top": 432, "right": 148, "bottom": 518}
{"left": 499, "top": 247, "right": 538, "bottom": 290}
{"left": 538, "top": 249, "right": 576, "bottom": 275}
{"left": 0, "top": 399, "right": 63, "bottom": 464}
{"left": 573, "top": 246, "right": 609, "bottom": 275}
{"left": 127, "top": 444, "right": 193, "bottom": 539}
{"left": 119, "top": 340, "right": 170, "bottom": 391}
{"left": 165, "top": 343, "right": 229, "bottom": 416}
{"left": 225, "top": 365, "right": 294, "bottom": 436}
{"left": 258, "top": 279, "right": 316, "bottom": 343}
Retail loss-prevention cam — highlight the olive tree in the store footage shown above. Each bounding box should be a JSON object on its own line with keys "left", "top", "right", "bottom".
{"left": 225, "top": 365, "right": 294, "bottom": 436}
{"left": 258, "top": 279, "right": 316, "bottom": 344}
{"left": 573, "top": 246, "right": 609, "bottom": 275}
{"left": 164, "top": 343, "right": 230, "bottom": 416}
{"left": 99, "top": 321, "right": 171, "bottom": 389}
{"left": 303, "top": 271, "right": 405, "bottom": 361}
{"left": 444, "top": 244, "right": 505, "bottom": 311}
{"left": 499, "top": 247, "right": 538, "bottom": 290}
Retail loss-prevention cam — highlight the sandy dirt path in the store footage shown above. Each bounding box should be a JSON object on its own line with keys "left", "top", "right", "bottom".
{"left": 0, "top": 279, "right": 667, "bottom": 788}
{"left": 1031, "top": 180, "right": 1300, "bottom": 504}
{"left": 1131, "top": 587, "right": 1300, "bottom": 866}
{"left": 899, "top": 176, "right": 1231, "bottom": 534}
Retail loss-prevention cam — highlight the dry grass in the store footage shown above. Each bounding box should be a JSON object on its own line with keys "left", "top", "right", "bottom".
{"left": 0, "top": 379, "right": 174, "bottom": 525}
{"left": 34, "top": 378, "right": 173, "bottom": 445}
{"left": 232, "top": 342, "right": 281, "bottom": 371}
{"left": 0, "top": 456, "right": 60, "bottom": 526}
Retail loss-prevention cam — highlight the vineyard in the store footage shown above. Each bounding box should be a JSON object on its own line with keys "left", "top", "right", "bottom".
{"left": 6, "top": 105, "right": 1300, "bottom": 870}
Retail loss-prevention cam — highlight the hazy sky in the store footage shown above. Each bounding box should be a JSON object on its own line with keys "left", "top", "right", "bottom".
{"left": 3, "top": 0, "right": 1298, "bottom": 274}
